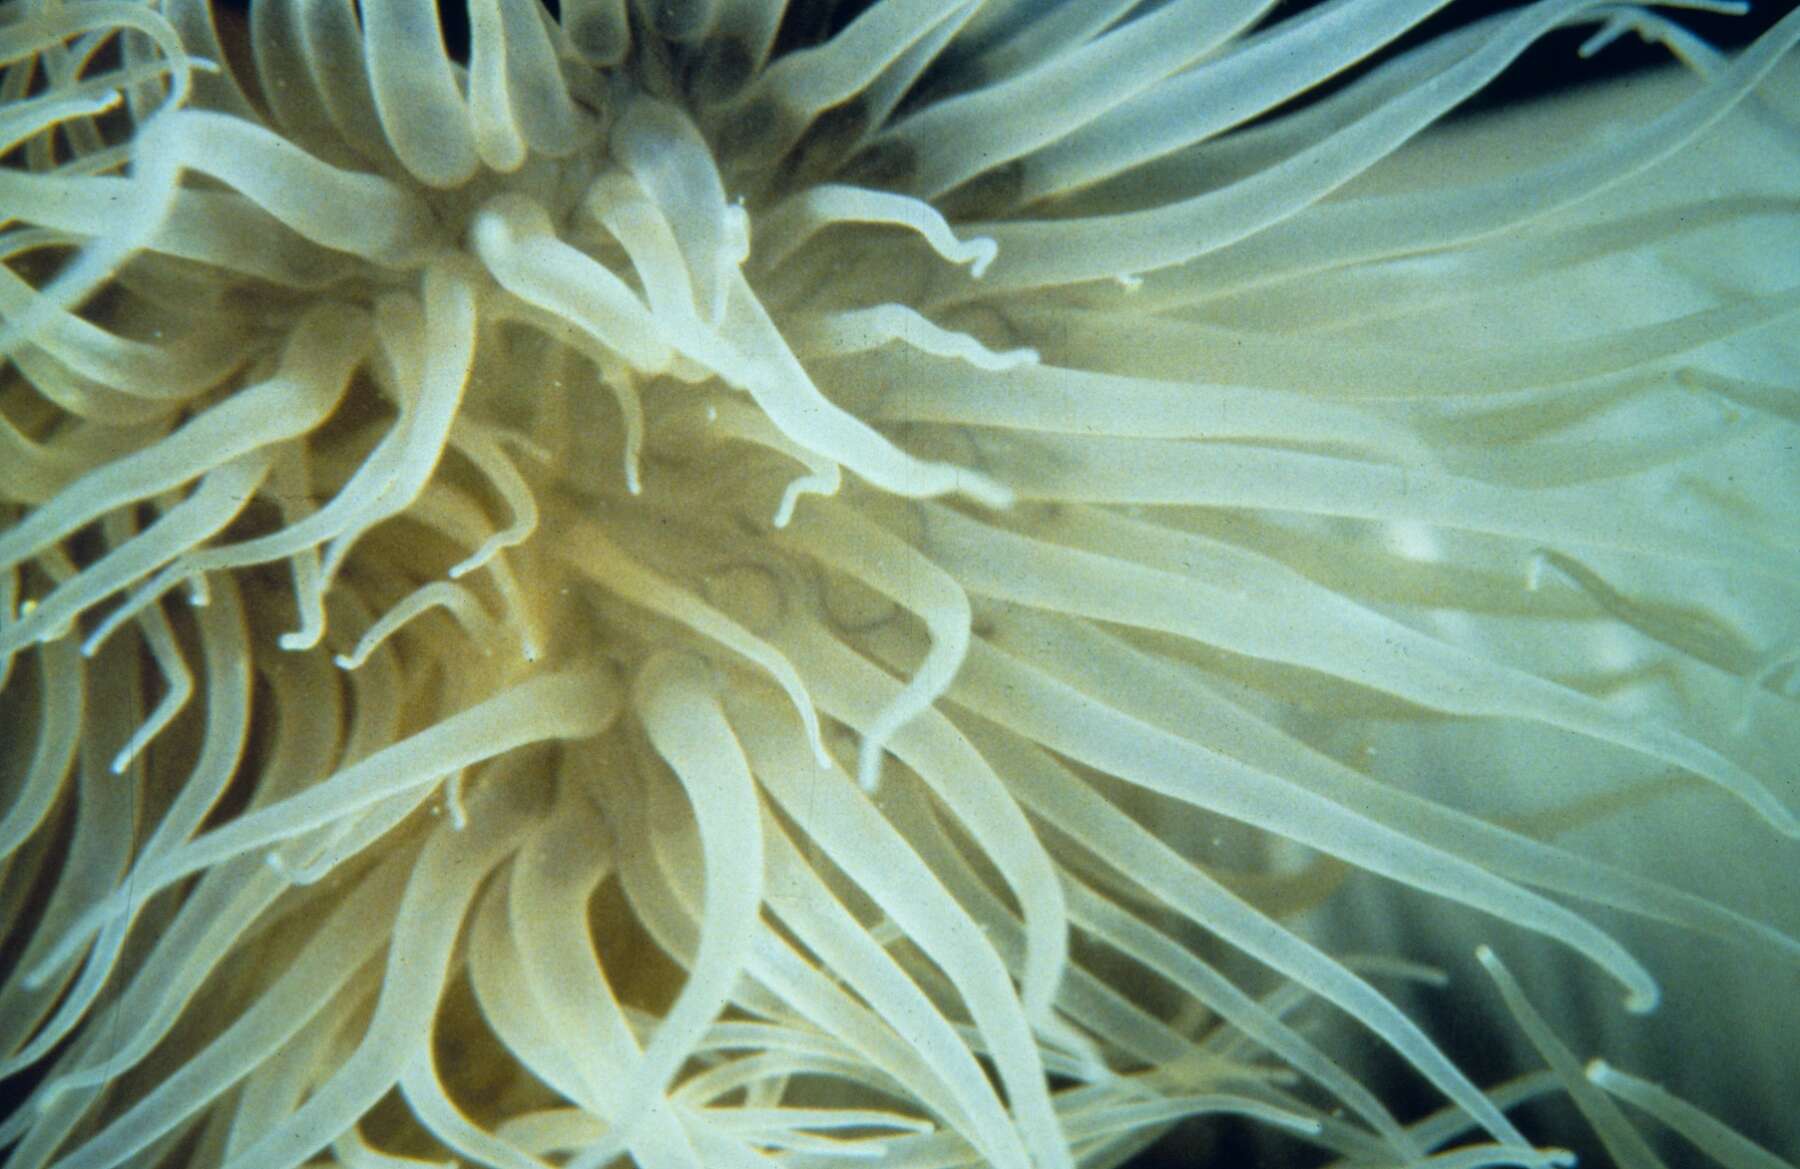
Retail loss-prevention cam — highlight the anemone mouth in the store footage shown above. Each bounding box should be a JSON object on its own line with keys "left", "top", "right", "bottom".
{"left": 2, "top": 2, "right": 1798, "bottom": 1168}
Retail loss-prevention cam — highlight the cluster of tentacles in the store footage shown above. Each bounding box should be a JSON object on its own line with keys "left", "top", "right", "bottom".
{"left": 2, "top": 1, "right": 1797, "bottom": 1167}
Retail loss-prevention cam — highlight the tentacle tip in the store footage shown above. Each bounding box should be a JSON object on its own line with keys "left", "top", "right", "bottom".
{"left": 1585, "top": 1058, "right": 1615, "bottom": 1085}
{"left": 279, "top": 629, "right": 322, "bottom": 652}
{"left": 1524, "top": 549, "right": 1553, "bottom": 592}
{"left": 1624, "top": 984, "right": 1659, "bottom": 1015}
{"left": 265, "top": 850, "right": 320, "bottom": 885}
{"left": 958, "top": 472, "right": 1015, "bottom": 511}
{"left": 1578, "top": 26, "right": 1620, "bottom": 58}
{"left": 966, "top": 239, "right": 998, "bottom": 279}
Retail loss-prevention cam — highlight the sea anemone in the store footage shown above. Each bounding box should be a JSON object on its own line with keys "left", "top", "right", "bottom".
{"left": 1, "top": 0, "right": 1796, "bottom": 1167}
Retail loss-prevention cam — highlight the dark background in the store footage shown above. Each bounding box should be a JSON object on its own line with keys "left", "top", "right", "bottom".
{"left": 209, "top": 0, "right": 1787, "bottom": 111}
